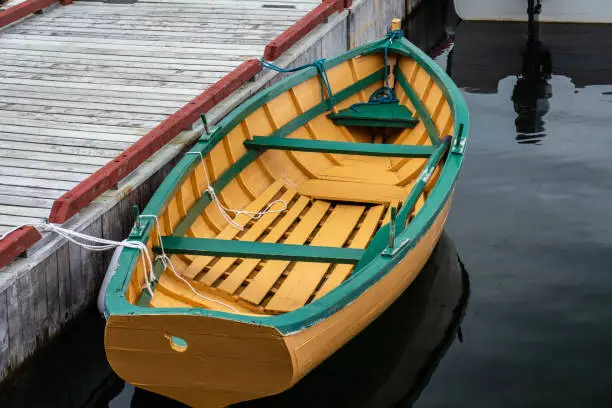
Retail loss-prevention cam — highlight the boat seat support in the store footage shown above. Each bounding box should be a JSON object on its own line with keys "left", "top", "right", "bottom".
{"left": 328, "top": 102, "right": 419, "bottom": 129}
{"left": 156, "top": 237, "right": 365, "bottom": 264}
{"left": 244, "top": 137, "right": 435, "bottom": 158}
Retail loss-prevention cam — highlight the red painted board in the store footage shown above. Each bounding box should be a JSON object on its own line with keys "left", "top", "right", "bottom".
{"left": 264, "top": 0, "right": 345, "bottom": 61}
{"left": 0, "top": 0, "right": 58, "bottom": 28}
{"left": 49, "top": 59, "right": 262, "bottom": 224}
{"left": 0, "top": 226, "right": 42, "bottom": 269}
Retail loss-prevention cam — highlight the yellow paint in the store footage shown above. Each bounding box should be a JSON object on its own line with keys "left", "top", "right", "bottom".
{"left": 264, "top": 204, "right": 365, "bottom": 312}
{"left": 134, "top": 51, "right": 452, "bottom": 308}
{"left": 111, "top": 48, "right": 458, "bottom": 406}
{"left": 107, "top": 197, "right": 454, "bottom": 408}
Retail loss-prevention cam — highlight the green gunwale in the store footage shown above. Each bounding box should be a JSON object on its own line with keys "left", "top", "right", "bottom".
{"left": 104, "top": 33, "right": 469, "bottom": 335}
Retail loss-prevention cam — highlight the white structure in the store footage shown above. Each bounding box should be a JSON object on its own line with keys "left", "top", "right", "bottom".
{"left": 454, "top": 0, "right": 612, "bottom": 23}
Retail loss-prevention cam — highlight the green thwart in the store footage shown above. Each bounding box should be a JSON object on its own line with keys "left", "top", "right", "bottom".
{"left": 103, "top": 27, "right": 469, "bottom": 408}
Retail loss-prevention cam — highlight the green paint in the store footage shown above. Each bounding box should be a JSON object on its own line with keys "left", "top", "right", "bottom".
{"left": 104, "top": 31, "right": 470, "bottom": 336}
{"left": 244, "top": 136, "right": 435, "bottom": 158}
{"left": 393, "top": 66, "right": 441, "bottom": 145}
{"left": 157, "top": 237, "right": 364, "bottom": 264}
{"left": 395, "top": 137, "right": 450, "bottom": 229}
{"left": 328, "top": 103, "right": 418, "bottom": 129}
{"left": 267, "top": 68, "right": 386, "bottom": 140}
{"left": 172, "top": 69, "right": 386, "bottom": 238}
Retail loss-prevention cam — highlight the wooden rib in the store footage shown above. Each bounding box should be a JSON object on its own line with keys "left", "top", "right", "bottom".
{"left": 315, "top": 205, "right": 385, "bottom": 299}
{"left": 264, "top": 204, "right": 366, "bottom": 313}
{"left": 263, "top": 102, "right": 320, "bottom": 178}
{"left": 349, "top": 58, "right": 369, "bottom": 105}
{"left": 435, "top": 103, "right": 453, "bottom": 136}
{"left": 218, "top": 195, "right": 311, "bottom": 295}
{"left": 199, "top": 188, "right": 298, "bottom": 285}
{"left": 289, "top": 89, "right": 341, "bottom": 165}
{"left": 149, "top": 288, "right": 192, "bottom": 308}
{"left": 391, "top": 72, "right": 436, "bottom": 171}
{"left": 181, "top": 181, "right": 284, "bottom": 279}
{"left": 149, "top": 289, "right": 191, "bottom": 308}
{"left": 223, "top": 134, "right": 254, "bottom": 200}
{"left": 297, "top": 179, "right": 406, "bottom": 204}
{"left": 317, "top": 165, "right": 399, "bottom": 185}
{"left": 239, "top": 200, "right": 331, "bottom": 305}
{"left": 152, "top": 271, "right": 260, "bottom": 314}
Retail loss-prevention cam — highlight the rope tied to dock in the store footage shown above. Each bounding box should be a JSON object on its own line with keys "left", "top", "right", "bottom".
{"left": 1, "top": 220, "right": 241, "bottom": 313}
{"left": 0, "top": 223, "right": 158, "bottom": 297}
{"left": 186, "top": 152, "right": 287, "bottom": 231}
{"left": 261, "top": 58, "right": 335, "bottom": 110}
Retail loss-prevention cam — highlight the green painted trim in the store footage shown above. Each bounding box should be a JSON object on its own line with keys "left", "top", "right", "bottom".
{"left": 268, "top": 68, "right": 386, "bottom": 140}
{"left": 244, "top": 137, "right": 435, "bottom": 158}
{"left": 395, "top": 137, "right": 450, "bottom": 229}
{"left": 171, "top": 68, "right": 386, "bottom": 238}
{"left": 394, "top": 66, "right": 441, "bottom": 145}
{"left": 157, "top": 237, "right": 364, "bottom": 264}
{"left": 104, "top": 32, "right": 470, "bottom": 336}
{"left": 172, "top": 150, "right": 260, "bottom": 237}
{"left": 326, "top": 118, "right": 417, "bottom": 128}
{"left": 390, "top": 38, "right": 469, "bottom": 154}
{"left": 328, "top": 103, "right": 419, "bottom": 129}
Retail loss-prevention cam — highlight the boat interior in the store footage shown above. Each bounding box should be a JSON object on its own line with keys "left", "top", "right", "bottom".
{"left": 125, "top": 51, "right": 456, "bottom": 316}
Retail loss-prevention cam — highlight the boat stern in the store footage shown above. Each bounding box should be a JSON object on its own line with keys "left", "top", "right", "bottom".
{"left": 104, "top": 313, "right": 296, "bottom": 407}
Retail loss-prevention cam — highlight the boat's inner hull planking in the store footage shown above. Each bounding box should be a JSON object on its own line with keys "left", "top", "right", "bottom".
{"left": 123, "top": 50, "right": 455, "bottom": 316}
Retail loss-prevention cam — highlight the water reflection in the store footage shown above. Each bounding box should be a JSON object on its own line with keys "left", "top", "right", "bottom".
{"left": 451, "top": 17, "right": 612, "bottom": 146}
{"left": 511, "top": 0, "right": 552, "bottom": 144}
{"left": 0, "top": 234, "right": 470, "bottom": 408}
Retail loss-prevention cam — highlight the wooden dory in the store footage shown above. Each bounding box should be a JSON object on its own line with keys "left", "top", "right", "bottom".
{"left": 103, "top": 29, "right": 469, "bottom": 407}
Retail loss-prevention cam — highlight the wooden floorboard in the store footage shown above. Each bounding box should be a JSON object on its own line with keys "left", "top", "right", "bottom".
{"left": 0, "top": 0, "right": 319, "bottom": 226}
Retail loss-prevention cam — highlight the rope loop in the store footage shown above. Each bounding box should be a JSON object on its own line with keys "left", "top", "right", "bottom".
{"left": 349, "top": 29, "right": 405, "bottom": 112}
{"left": 186, "top": 151, "right": 287, "bottom": 231}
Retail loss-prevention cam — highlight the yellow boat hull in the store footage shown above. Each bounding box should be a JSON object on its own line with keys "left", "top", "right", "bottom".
{"left": 105, "top": 196, "right": 452, "bottom": 407}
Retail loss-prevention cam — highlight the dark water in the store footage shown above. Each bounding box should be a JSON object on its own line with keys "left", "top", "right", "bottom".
{"left": 415, "top": 16, "right": 612, "bottom": 408}
{"left": 3, "top": 2, "right": 612, "bottom": 407}
{"left": 0, "top": 231, "right": 468, "bottom": 408}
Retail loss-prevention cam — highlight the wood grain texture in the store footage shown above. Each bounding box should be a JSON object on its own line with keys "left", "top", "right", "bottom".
{"left": 0, "top": 0, "right": 322, "bottom": 265}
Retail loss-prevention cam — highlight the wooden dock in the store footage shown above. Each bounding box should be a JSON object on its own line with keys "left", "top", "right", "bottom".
{"left": 0, "top": 0, "right": 321, "bottom": 235}
{"left": 0, "top": 0, "right": 421, "bottom": 385}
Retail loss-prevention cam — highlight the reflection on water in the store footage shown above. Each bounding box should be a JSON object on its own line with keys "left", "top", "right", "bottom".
{"left": 415, "top": 12, "right": 612, "bottom": 408}
{"left": 0, "top": 234, "right": 469, "bottom": 408}
{"left": 511, "top": 0, "right": 552, "bottom": 143}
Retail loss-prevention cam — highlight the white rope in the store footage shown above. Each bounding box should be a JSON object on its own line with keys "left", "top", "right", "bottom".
{"left": 0, "top": 222, "right": 156, "bottom": 297}
{"left": 186, "top": 151, "right": 287, "bottom": 231}
{"left": 2, "top": 219, "right": 241, "bottom": 313}
{"left": 137, "top": 214, "right": 239, "bottom": 313}
{"left": 157, "top": 254, "right": 240, "bottom": 313}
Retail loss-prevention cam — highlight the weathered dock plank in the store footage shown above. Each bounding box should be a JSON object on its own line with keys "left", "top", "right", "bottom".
{"left": 0, "top": 0, "right": 418, "bottom": 386}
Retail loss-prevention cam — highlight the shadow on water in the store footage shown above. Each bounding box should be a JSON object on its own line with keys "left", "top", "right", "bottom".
{"left": 0, "top": 234, "right": 470, "bottom": 408}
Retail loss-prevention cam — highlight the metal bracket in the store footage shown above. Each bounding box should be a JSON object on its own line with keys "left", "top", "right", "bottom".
{"left": 128, "top": 206, "right": 147, "bottom": 237}
{"left": 382, "top": 237, "right": 411, "bottom": 257}
{"left": 451, "top": 123, "right": 466, "bottom": 155}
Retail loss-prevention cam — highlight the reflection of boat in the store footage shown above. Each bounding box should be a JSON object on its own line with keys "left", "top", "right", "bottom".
{"left": 103, "top": 26, "right": 469, "bottom": 408}
{"left": 454, "top": 0, "right": 612, "bottom": 23}
{"left": 129, "top": 232, "right": 470, "bottom": 408}
{"left": 0, "top": 232, "right": 469, "bottom": 408}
